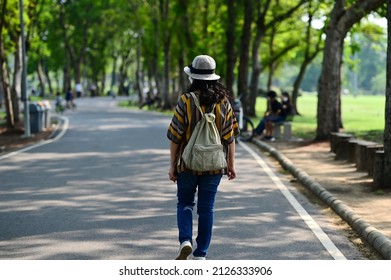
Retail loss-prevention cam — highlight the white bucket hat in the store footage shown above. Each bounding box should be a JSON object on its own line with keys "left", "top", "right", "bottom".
{"left": 184, "top": 55, "right": 220, "bottom": 81}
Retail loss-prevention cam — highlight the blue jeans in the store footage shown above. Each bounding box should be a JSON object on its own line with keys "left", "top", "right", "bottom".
{"left": 176, "top": 172, "right": 222, "bottom": 257}
{"left": 254, "top": 115, "right": 286, "bottom": 135}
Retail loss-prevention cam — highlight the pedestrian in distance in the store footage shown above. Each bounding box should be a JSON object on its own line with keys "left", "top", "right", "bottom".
{"left": 167, "top": 54, "right": 240, "bottom": 260}
{"left": 65, "top": 88, "right": 76, "bottom": 110}
{"left": 75, "top": 82, "right": 83, "bottom": 98}
{"left": 55, "top": 92, "right": 64, "bottom": 113}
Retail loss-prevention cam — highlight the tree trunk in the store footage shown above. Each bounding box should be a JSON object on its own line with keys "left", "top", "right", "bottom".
{"left": 316, "top": 0, "right": 385, "bottom": 140}
{"left": 1, "top": 41, "right": 15, "bottom": 128}
{"left": 177, "top": 0, "right": 192, "bottom": 94}
{"left": 160, "top": 0, "right": 171, "bottom": 109}
{"left": 237, "top": 0, "right": 253, "bottom": 113}
{"left": 110, "top": 54, "right": 117, "bottom": 94}
{"left": 316, "top": 22, "right": 343, "bottom": 140}
{"left": 44, "top": 61, "right": 54, "bottom": 96}
{"left": 117, "top": 48, "right": 131, "bottom": 96}
{"left": 0, "top": 0, "right": 15, "bottom": 128}
{"left": 135, "top": 34, "right": 143, "bottom": 104}
{"left": 152, "top": 3, "right": 161, "bottom": 100}
{"left": 74, "top": 30, "right": 89, "bottom": 94}
{"left": 100, "top": 69, "right": 106, "bottom": 96}
{"left": 74, "top": 58, "right": 82, "bottom": 89}
{"left": 11, "top": 34, "right": 22, "bottom": 122}
{"left": 162, "top": 42, "right": 170, "bottom": 109}
{"left": 383, "top": 0, "right": 391, "bottom": 188}
{"left": 59, "top": 4, "right": 73, "bottom": 93}
{"left": 225, "top": 0, "right": 236, "bottom": 98}
{"left": 248, "top": 0, "right": 269, "bottom": 117}
{"left": 291, "top": 3, "right": 322, "bottom": 116}
{"left": 37, "top": 59, "right": 46, "bottom": 97}
{"left": 266, "top": 26, "right": 277, "bottom": 92}
{"left": 178, "top": 52, "right": 185, "bottom": 94}
{"left": 248, "top": 0, "right": 307, "bottom": 117}
{"left": 248, "top": 27, "right": 263, "bottom": 117}
{"left": 292, "top": 60, "right": 309, "bottom": 115}
{"left": 63, "top": 60, "right": 71, "bottom": 94}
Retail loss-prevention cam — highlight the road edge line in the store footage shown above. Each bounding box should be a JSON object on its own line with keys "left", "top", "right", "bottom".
{"left": 251, "top": 139, "right": 391, "bottom": 260}
{"left": 0, "top": 115, "right": 69, "bottom": 161}
{"left": 239, "top": 140, "right": 347, "bottom": 260}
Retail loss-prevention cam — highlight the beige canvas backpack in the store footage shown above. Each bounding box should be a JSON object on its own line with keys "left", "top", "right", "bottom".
{"left": 181, "top": 92, "right": 227, "bottom": 172}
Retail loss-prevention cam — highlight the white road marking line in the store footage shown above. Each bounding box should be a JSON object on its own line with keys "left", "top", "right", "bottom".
{"left": 239, "top": 141, "right": 347, "bottom": 260}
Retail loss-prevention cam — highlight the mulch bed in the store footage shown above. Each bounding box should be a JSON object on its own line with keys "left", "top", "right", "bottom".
{"left": 0, "top": 123, "right": 54, "bottom": 154}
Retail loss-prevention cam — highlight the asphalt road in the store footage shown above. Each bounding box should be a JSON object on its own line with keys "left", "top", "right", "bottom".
{"left": 0, "top": 97, "right": 366, "bottom": 260}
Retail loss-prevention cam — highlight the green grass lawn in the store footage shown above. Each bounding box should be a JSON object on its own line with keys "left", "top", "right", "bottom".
{"left": 120, "top": 94, "right": 385, "bottom": 143}
{"left": 2, "top": 94, "right": 385, "bottom": 144}
{"left": 254, "top": 94, "right": 385, "bottom": 142}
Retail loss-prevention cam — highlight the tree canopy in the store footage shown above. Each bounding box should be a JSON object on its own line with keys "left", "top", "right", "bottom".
{"left": 0, "top": 0, "right": 386, "bottom": 123}
{"left": 1, "top": 0, "right": 390, "bottom": 187}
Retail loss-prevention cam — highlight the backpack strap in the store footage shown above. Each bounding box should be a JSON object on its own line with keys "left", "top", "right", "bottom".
{"left": 189, "top": 92, "right": 216, "bottom": 115}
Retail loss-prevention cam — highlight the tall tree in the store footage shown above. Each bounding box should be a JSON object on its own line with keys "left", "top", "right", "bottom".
{"left": 225, "top": 0, "right": 237, "bottom": 97}
{"left": 247, "top": 0, "right": 307, "bottom": 117}
{"left": 383, "top": 0, "right": 391, "bottom": 187}
{"left": 316, "top": 0, "right": 385, "bottom": 140}
{"left": 160, "top": 0, "right": 173, "bottom": 109}
{"left": 27, "top": 0, "right": 55, "bottom": 97}
{"left": 0, "top": 0, "right": 16, "bottom": 128}
{"left": 237, "top": 0, "right": 253, "bottom": 112}
{"left": 291, "top": 0, "right": 324, "bottom": 115}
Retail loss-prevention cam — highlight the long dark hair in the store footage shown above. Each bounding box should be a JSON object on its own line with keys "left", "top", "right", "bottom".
{"left": 186, "top": 79, "right": 229, "bottom": 106}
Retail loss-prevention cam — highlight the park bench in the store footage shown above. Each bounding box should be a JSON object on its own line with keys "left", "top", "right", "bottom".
{"left": 330, "top": 132, "right": 385, "bottom": 181}
{"left": 272, "top": 115, "right": 294, "bottom": 140}
{"left": 347, "top": 138, "right": 360, "bottom": 163}
{"left": 330, "top": 132, "right": 354, "bottom": 160}
{"left": 366, "top": 144, "right": 384, "bottom": 177}
{"left": 354, "top": 140, "right": 380, "bottom": 172}
{"left": 373, "top": 150, "right": 385, "bottom": 188}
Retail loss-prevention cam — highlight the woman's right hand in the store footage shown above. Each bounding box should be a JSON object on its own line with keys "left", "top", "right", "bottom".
{"left": 227, "top": 165, "right": 236, "bottom": 180}
{"left": 169, "top": 166, "right": 177, "bottom": 183}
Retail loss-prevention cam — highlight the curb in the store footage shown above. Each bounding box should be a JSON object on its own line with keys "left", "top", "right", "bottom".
{"left": 49, "top": 115, "right": 68, "bottom": 140}
{"left": 252, "top": 138, "right": 391, "bottom": 260}
{"left": 0, "top": 115, "right": 69, "bottom": 161}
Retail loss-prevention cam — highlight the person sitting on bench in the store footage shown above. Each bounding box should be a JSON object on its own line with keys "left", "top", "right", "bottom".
{"left": 281, "top": 91, "right": 292, "bottom": 119}
{"left": 254, "top": 90, "right": 287, "bottom": 140}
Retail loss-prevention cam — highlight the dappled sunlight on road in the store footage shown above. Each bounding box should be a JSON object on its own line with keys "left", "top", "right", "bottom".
{"left": 0, "top": 99, "right": 351, "bottom": 260}
{"left": 205, "top": 144, "right": 336, "bottom": 259}
{"left": 0, "top": 138, "right": 177, "bottom": 259}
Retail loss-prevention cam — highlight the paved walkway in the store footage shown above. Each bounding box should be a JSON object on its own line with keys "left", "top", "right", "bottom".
{"left": 0, "top": 97, "right": 366, "bottom": 260}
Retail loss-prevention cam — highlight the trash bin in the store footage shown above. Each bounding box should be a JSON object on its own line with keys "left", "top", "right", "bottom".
{"left": 29, "top": 103, "right": 42, "bottom": 133}
{"left": 37, "top": 103, "right": 45, "bottom": 130}
{"left": 41, "top": 100, "right": 51, "bottom": 129}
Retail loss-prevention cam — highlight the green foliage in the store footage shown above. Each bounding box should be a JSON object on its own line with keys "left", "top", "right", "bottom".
{"left": 254, "top": 94, "right": 385, "bottom": 142}
{"left": 0, "top": 110, "right": 5, "bottom": 126}
{"left": 344, "top": 30, "right": 387, "bottom": 95}
{"left": 1, "top": 0, "right": 21, "bottom": 56}
{"left": 0, "top": 0, "right": 387, "bottom": 108}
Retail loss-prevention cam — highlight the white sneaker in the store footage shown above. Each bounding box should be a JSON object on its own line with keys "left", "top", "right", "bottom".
{"left": 193, "top": 256, "right": 206, "bottom": 260}
{"left": 175, "top": 241, "right": 192, "bottom": 260}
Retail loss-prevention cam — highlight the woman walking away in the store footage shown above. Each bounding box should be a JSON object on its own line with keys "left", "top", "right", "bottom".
{"left": 167, "top": 55, "right": 240, "bottom": 260}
